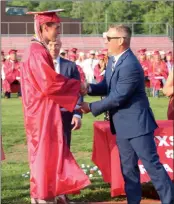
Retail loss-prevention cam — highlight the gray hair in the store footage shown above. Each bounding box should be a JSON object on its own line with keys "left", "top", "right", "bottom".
{"left": 109, "top": 24, "right": 132, "bottom": 38}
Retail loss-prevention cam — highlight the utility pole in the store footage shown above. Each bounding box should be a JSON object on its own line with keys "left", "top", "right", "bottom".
{"left": 105, "top": 10, "right": 108, "bottom": 31}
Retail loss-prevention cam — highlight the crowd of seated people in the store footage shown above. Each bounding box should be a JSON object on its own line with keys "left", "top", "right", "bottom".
{"left": 138, "top": 49, "right": 173, "bottom": 97}
{"left": 1, "top": 47, "right": 173, "bottom": 99}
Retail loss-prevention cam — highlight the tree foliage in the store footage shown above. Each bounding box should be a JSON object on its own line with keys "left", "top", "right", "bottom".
{"left": 6, "top": 0, "right": 174, "bottom": 34}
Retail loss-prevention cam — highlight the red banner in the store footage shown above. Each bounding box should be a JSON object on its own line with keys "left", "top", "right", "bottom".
{"left": 92, "top": 120, "right": 173, "bottom": 197}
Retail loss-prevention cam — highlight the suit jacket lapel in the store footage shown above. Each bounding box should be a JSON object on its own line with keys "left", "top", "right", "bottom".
{"left": 109, "top": 49, "right": 130, "bottom": 85}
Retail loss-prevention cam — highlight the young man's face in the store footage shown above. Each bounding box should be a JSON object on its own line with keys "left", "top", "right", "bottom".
{"left": 10, "top": 53, "right": 17, "bottom": 61}
{"left": 46, "top": 23, "right": 61, "bottom": 42}
{"left": 48, "top": 37, "right": 62, "bottom": 59}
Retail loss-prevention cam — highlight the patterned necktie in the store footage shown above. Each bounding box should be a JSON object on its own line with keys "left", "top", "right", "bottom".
{"left": 111, "top": 57, "right": 116, "bottom": 72}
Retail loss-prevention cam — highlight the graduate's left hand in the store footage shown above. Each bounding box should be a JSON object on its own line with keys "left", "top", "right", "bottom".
{"left": 71, "top": 116, "right": 82, "bottom": 130}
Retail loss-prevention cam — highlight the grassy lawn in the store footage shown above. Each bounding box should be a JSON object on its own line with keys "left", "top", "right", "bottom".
{"left": 1, "top": 95, "right": 168, "bottom": 204}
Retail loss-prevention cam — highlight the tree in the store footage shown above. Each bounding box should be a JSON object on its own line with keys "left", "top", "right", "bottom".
{"left": 143, "top": 1, "right": 174, "bottom": 34}
{"left": 6, "top": 0, "right": 173, "bottom": 35}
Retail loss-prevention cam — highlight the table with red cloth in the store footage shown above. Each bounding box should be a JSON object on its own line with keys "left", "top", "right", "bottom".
{"left": 92, "top": 120, "right": 174, "bottom": 197}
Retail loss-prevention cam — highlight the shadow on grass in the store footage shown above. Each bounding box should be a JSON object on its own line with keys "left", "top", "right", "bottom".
{"left": 70, "top": 181, "right": 167, "bottom": 202}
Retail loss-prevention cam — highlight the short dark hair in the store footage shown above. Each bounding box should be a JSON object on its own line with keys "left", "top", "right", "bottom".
{"left": 40, "top": 22, "right": 56, "bottom": 33}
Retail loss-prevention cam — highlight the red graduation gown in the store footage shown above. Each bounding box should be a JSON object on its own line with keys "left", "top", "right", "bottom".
{"left": 21, "top": 41, "right": 90, "bottom": 199}
{"left": 94, "top": 64, "right": 104, "bottom": 83}
{"left": 149, "top": 61, "right": 168, "bottom": 90}
{"left": 2, "top": 60, "right": 21, "bottom": 93}
{"left": 139, "top": 59, "right": 150, "bottom": 77}
{"left": 76, "top": 65, "right": 86, "bottom": 83}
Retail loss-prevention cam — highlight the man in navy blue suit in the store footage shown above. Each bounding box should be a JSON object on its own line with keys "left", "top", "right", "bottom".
{"left": 81, "top": 25, "right": 174, "bottom": 204}
{"left": 48, "top": 37, "right": 82, "bottom": 150}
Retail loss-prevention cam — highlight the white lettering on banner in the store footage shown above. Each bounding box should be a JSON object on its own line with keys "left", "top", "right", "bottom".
{"left": 155, "top": 136, "right": 174, "bottom": 147}
{"left": 139, "top": 165, "right": 146, "bottom": 174}
{"left": 163, "top": 164, "right": 173, "bottom": 173}
{"left": 165, "top": 149, "right": 174, "bottom": 159}
{"left": 139, "top": 164, "right": 173, "bottom": 174}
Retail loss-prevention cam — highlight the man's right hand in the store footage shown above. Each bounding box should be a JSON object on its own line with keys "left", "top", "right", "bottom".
{"left": 80, "top": 82, "right": 89, "bottom": 96}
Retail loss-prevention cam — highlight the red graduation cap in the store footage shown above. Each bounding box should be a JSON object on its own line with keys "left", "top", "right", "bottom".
{"left": 98, "top": 54, "right": 105, "bottom": 60}
{"left": 27, "top": 9, "right": 64, "bottom": 42}
{"left": 70, "top": 48, "right": 78, "bottom": 53}
{"left": 138, "top": 48, "right": 147, "bottom": 55}
{"left": 166, "top": 51, "right": 172, "bottom": 56}
{"left": 8, "top": 49, "right": 17, "bottom": 55}
{"left": 153, "top": 50, "right": 160, "bottom": 56}
{"left": 26, "top": 9, "right": 64, "bottom": 26}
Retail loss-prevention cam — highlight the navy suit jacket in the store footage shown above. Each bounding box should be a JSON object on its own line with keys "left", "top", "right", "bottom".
{"left": 89, "top": 49, "right": 158, "bottom": 139}
{"left": 59, "top": 57, "right": 83, "bottom": 117}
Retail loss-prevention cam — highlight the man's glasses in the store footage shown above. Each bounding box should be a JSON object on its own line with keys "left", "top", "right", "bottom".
{"left": 107, "top": 36, "right": 126, "bottom": 42}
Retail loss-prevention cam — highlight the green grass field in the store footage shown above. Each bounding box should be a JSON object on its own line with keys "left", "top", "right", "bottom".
{"left": 1, "top": 95, "right": 168, "bottom": 204}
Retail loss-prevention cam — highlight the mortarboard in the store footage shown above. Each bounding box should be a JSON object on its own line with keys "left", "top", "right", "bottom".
{"left": 166, "top": 51, "right": 172, "bottom": 56}
{"left": 153, "top": 50, "right": 160, "bottom": 56}
{"left": 138, "top": 49, "right": 147, "bottom": 55}
{"left": 70, "top": 48, "right": 78, "bottom": 53}
{"left": 8, "top": 49, "right": 17, "bottom": 55}
{"left": 27, "top": 9, "right": 64, "bottom": 43}
{"left": 98, "top": 54, "right": 105, "bottom": 60}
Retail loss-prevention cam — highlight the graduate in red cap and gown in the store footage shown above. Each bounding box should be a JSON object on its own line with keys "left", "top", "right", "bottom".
{"left": 2, "top": 49, "right": 21, "bottom": 98}
{"left": 21, "top": 9, "right": 90, "bottom": 204}
{"left": 137, "top": 49, "right": 151, "bottom": 87}
{"left": 101, "top": 48, "right": 109, "bottom": 66}
{"left": 69, "top": 48, "right": 78, "bottom": 55}
{"left": 1, "top": 51, "right": 6, "bottom": 63}
{"left": 94, "top": 54, "right": 106, "bottom": 83}
{"left": 166, "top": 51, "right": 173, "bottom": 73}
{"left": 149, "top": 50, "right": 168, "bottom": 97}
{"left": 69, "top": 53, "right": 86, "bottom": 83}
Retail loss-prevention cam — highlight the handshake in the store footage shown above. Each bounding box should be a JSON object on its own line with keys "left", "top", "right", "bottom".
{"left": 78, "top": 82, "right": 91, "bottom": 114}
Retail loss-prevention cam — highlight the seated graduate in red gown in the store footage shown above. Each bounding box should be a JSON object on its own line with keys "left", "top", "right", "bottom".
{"left": 69, "top": 53, "right": 86, "bottom": 83}
{"left": 21, "top": 9, "right": 90, "bottom": 204}
{"left": 137, "top": 48, "right": 151, "bottom": 87}
{"left": 94, "top": 54, "right": 107, "bottom": 83}
{"left": 166, "top": 51, "right": 173, "bottom": 73}
{"left": 2, "top": 49, "right": 21, "bottom": 98}
{"left": 148, "top": 50, "right": 168, "bottom": 97}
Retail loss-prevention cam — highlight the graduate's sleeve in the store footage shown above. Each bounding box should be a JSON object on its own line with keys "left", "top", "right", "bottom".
{"left": 28, "top": 50, "right": 81, "bottom": 112}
